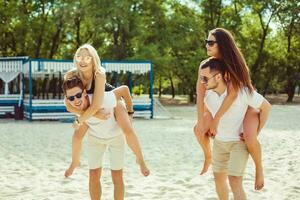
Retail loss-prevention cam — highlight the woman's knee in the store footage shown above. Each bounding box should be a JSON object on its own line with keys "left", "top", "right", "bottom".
{"left": 243, "top": 112, "right": 259, "bottom": 143}
{"left": 193, "top": 125, "right": 206, "bottom": 140}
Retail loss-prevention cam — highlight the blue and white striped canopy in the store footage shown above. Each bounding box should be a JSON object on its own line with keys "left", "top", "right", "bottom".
{"left": 0, "top": 57, "right": 151, "bottom": 74}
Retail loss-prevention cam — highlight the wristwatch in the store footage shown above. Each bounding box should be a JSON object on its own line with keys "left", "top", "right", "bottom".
{"left": 75, "top": 118, "right": 82, "bottom": 125}
{"left": 128, "top": 111, "right": 135, "bottom": 115}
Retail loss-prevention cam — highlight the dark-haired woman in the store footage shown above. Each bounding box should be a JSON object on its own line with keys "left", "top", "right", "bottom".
{"left": 194, "top": 28, "right": 265, "bottom": 190}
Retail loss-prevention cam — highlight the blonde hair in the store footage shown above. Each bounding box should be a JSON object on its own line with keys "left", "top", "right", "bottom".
{"left": 72, "top": 44, "right": 105, "bottom": 82}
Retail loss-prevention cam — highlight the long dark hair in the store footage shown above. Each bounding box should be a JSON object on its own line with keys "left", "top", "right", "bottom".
{"left": 210, "top": 28, "right": 253, "bottom": 92}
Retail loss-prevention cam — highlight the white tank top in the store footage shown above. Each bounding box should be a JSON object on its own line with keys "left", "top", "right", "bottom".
{"left": 86, "top": 91, "right": 122, "bottom": 139}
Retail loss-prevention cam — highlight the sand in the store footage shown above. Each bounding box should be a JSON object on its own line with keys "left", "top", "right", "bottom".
{"left": 0, "top": 105, "right": 300, "bottom": 200}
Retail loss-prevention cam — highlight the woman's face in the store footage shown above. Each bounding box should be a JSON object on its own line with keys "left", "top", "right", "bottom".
{"left": 206, "top": 34, "right": 220, "bottom": 58}
{"left": 75, "top": 49, "right": 93, "bottom": 73}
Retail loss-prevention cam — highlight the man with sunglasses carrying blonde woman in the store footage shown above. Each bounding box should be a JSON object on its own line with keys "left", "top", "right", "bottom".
{"left": 194, "top": 28, "right": 268, "bottom": 191}
{"left": 197, "top": 57, "right": 271, "bottom": 200}
{"left": 63, "top": 44, "right": 149, "bottom": 180}
{"left": 62, "top": 76, "right": 141, "bottom": 200}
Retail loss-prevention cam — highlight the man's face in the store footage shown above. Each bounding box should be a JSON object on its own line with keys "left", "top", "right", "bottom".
{"left": 65, "top": 86, "right": 87, "bottom": 110}
{"left": 200, "top": 67, "right": 220, "bottom": 90}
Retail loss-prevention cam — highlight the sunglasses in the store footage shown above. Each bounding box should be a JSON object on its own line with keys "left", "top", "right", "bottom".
{"left": 200, "top": 73, "right": 219, "bottom": 83}
{"left": 67, "top": 92, "right": 83, "bottom": 101}
{"left": 75, "top": 55, "right": 93, "bottom": 63}
{"left": 205, "top": 39, "right": 217, "bottom": 47}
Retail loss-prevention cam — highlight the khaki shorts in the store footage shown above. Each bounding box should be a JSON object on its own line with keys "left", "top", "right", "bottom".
{"left": 212, "top": 139, "right": 249, "bottom": 176}
{"left": 88, "top": 134, "right": 125, "bottom": 170}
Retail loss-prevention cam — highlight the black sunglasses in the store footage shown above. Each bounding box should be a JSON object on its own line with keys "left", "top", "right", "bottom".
{"left": 67, "top": 92, "right": 83, "bottom": 101}
{"left": 200, "top": 73, "right": 219, "bottom": 83}
{"left": 205, "top": 39, "right": 217, "bottom": 47}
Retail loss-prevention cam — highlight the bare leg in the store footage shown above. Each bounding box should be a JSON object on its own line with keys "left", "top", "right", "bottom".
{"left": 89, "top": 168, "right": 102, "bottom": 200}
{"left": 214, "top": 172, "right": 229, "bottom": 200}
{"left": 114, "top": 101, "right": 150, "bottom": 177}
{"left": 113, "top": 86, "right": 133, "bottom": 112}
{"left": 111, "top": 170, "right": 124, "bottom": 200}
{"left": 243, "top": 107, "right": 264, "bottom": 190}
{"left": 194, "top": 112, "right": 213, "bottom": 175}
{"left": 228, "top": 176, "right": 247, "bottom": 200}
{"left": 65, "top": 123, "right": 89, "bottom": 177}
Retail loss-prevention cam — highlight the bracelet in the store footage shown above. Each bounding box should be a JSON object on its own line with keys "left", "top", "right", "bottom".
{"left": 75, "top": 118, "right": 82, "bottom": 125}
{"left": 128, "top": 111, "right": 134, "bottom": 115}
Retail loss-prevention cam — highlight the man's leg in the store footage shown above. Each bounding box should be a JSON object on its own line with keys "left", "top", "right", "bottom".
{"left": 228, "top": 142, "right": 249, "bottom": 200}
{"left": 194, "top": 112, "right": 213, "bottom": 175}
{"left": 89, "top": 168, "right": 102, "bottom": 200}
{"left": 228, "top": 176, "right": 246, "bottom": 200}
{"left": 111, "top": 169, "right": 124, "bottom": 200}
{"left": 88, "top": 135, "right": 107, "bottom": 200}
{"left": 214, "top": 172, "right": 229, "bottom": 200}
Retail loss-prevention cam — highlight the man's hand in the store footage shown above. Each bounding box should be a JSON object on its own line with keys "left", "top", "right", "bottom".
{"left": 239, "top": 133, "right": 245, "bottom": 141}
{"left": 195, "top": 122, "right": 214, "bottom": 138}
{"left": 94, "top": 109, "right": 110, "bottom": 120}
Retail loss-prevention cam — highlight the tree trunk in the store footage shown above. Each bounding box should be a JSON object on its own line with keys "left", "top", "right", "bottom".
{"left": 286, "top": 84, "right": 296, "bottom": 102}
{"left": 35, "top": 2, "right": 49, "bottom": 58}
{"left": 252, "top": 10, "right": 276, "bottom": 83}
{"left": 169, "top": 74, "right": 175, "bottom": 98}
{"left": 75, "top": 16, "right": 81, "bottom": 49}
{"left": 285, "top": 17, "right": 295, "bottom": 102}
{"left": 252, "top": 28, "right": 267, "bottom": 81}
{"left": 189, "top": 88, "right": 195, "bottom": 103}
{"left": 262, "top": 71, "right": 273, "bottom": 96}
{"left": 49, "top": 19, "right": 63, "bottom": 59}
{"left": 158, "top": 76, "right": 162, "bottom": 98}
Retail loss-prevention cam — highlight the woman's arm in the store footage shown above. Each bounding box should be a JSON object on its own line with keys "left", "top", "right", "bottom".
{"left": 77, "top": 72, "right": 106, "bottom": 123}
{"left": 196, "top": 67, "right": 206, "bottom": 126}
{"left": 210, "top": 82, "right": 238, "bottom": 134}
{"left": 216, "top": 82, "right": 238, "bottom": 119}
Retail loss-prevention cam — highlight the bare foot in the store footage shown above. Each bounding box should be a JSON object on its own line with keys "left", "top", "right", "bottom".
{"left": 255, "top": 167, "right": 264, "bottom": 190}
{"left": 200, "top": 157, "right": 212, "bottom": 175}
{"left": 136, "top": 158, "right": 150, "bottom": 177}
{"left": 64, "top": 161, "right": 80, "bottom": 178}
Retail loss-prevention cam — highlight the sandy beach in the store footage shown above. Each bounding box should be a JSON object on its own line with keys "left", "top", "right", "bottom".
{"left": 0, "top": 105, "right": 300, "bottom": 200}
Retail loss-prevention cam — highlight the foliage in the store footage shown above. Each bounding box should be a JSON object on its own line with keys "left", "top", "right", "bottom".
{"left": 0, "top": 0, "right": 299, "bottom": 102}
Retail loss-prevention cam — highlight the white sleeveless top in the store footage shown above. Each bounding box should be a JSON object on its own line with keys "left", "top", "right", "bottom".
{"left": 86, "top": 91, "right": 122, "bottom": 139}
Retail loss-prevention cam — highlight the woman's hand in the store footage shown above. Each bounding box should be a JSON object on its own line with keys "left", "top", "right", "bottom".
{"left": 209, "top": 116, "right": 220, "bottom": 136}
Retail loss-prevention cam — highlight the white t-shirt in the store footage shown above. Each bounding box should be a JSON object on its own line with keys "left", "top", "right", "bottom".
{"left": 86, "top": 91, "right": 122, "bottom": 139}
{"left": 204, "top": 87, "right": 264, "bottom": 142}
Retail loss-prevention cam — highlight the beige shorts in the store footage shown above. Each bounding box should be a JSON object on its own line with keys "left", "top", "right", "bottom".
{"left": 212, "top": 139, "right": 249, "bottom": 176}
{"left": 88, "top": 134, "right": 125, "bottom": 170}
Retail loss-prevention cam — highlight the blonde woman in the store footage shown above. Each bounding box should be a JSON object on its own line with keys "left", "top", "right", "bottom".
{"left": 64, "top": 44, "right": 149, "bottom": 177}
